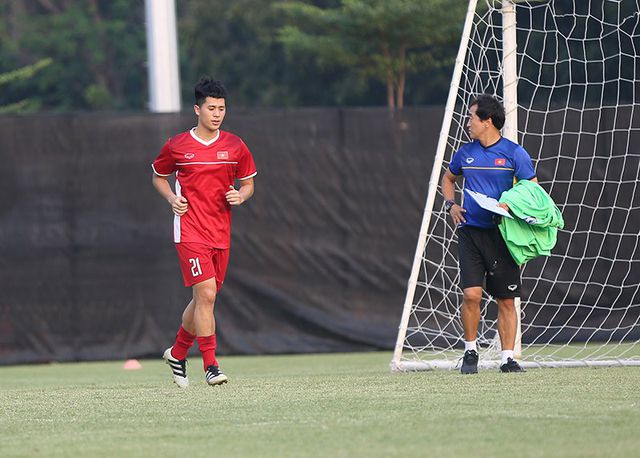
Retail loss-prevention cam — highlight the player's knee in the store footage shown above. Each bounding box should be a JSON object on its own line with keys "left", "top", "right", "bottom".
{"left": 193, "top": 288, "right": 216, "bottom": 306}
{"left": 462, "top": 289, "right": 482, "bottom": 305}
{"left": 497, "top": 298, "right": 516, "bottom": 312}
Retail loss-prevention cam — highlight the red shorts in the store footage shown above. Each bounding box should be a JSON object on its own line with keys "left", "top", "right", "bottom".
{"left": 175, "top": 243, "right": 230, "bottom": 290}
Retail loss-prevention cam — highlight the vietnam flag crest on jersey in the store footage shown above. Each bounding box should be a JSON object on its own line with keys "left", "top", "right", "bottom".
{"left": 495, "top": 158, "right": 506, "bottom": 166}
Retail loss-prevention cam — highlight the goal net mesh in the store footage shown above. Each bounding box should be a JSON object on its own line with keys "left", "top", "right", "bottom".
{"left": 394, "top": 0, "right": 640, "bottom": 370}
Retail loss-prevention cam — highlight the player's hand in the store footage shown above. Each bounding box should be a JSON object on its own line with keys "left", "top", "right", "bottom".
{"left": 169, "top": 195, "right": 188, "bottom": 216}
{"left": 498, "top": 202, "right": 510, "bottom": 212}
{"left": 449, "top": 204, "right": 467, "bottom": 226}
{"left": 225, "top": 185, "right": 244, "bottom": 206}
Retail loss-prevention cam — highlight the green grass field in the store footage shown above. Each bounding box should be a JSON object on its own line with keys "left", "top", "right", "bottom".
{"left": 1, "top": 351, "right": 639, "bottom": 457}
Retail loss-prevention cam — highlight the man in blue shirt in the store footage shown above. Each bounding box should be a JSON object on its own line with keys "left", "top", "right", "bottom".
{"left": 441, "top": 94, "right": 537, "bottom": 374}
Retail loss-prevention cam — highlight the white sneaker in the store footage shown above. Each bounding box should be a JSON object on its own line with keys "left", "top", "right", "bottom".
{"left": 205, "top": 365, "right": 228, "bottom": 386}
{"left": 163, "top": 347, "right": 189, "bottom": 388}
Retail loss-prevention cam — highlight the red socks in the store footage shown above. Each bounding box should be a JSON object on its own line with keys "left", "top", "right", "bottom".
{"left": 196, "top": 334, "right": 218, "bottom": 369}
{"left": 171, "top": 325, "right": 196, "bottom": 360}
{"left": 170, "top": 326, "right": 218, "bottom": 370}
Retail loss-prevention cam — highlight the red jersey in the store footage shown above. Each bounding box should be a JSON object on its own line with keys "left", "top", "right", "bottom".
{"left": 152, "top": 128, "right": 257, "bottom": 248}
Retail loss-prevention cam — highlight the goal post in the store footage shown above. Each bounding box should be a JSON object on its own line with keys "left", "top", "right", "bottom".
{"left": 391, "top": 0, "right": 640, "bottom": 371}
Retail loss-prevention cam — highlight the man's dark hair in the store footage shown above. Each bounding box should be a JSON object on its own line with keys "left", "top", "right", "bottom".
{"left": 470, "top": 94, "right": 505, "bottom": 130}
{"left": 194, "top": 76, "right": 227, "bottom": 106}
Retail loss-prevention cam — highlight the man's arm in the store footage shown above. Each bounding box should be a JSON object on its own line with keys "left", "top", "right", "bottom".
{"left": 441, "top": 169, "right": 466, "bottom": 225}
{"left": 226, "top": 177, "right": 254, "bottom": 206}
{"left": 152, "top": 173, "right": 188, "bottom": 216}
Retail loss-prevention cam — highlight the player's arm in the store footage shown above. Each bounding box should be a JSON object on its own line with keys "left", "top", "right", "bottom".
{"left": 226, "top": 177, "right": 254, "bottom": 206}
{"left": 441, "top": 169, "right": 466, "bottom": 225}
{"left": 152, "top": 173, "right": 188, "bottom": 216}
{"left": 501, "top": 150, "right": 538, "bottom": 211}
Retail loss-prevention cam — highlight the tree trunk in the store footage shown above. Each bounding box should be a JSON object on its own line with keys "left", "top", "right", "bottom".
{"left": 387, "top": 70, "right": 395, "bottom": 109}
{"left": 396, "top": 45, "right": 407, "bottom": 109}
{"left": 382, "top": 46, "right": 395, "bottom": 108}
{"left": 35, "top": 0, "right": 61, "bottom": 14}
{"left": 87, "top": 0, "right": 121, "bottom": 101}
{"left": 8, "top": 0, "right": 26, "bottom": 42}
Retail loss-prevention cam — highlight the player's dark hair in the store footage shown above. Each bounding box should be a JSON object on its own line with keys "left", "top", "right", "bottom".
{"left": 194, "top": 76, "right": 227, "bottom": 106}
{"left": 470, "top": 94, "right": 505, "bottom": 130}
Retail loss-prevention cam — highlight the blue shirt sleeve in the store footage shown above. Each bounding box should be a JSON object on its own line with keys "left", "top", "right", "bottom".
{"left": 449, "top": 149, "right": 462, "bottom": 175}
{"left": 513, "top": 145, "right": 536, "bottom": 180}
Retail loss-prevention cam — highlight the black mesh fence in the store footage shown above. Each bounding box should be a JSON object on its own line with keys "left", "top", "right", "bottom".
{"left": 0, "top": 108, "right": 441, "bottom": 364}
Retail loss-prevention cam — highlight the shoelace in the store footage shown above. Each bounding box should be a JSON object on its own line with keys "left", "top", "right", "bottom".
{"left": 456, "top": 351, "right": 478, "bottom": 368}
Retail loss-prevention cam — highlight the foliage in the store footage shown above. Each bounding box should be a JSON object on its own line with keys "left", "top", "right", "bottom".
{"left": 0, "top": 58, "right": 52, "bottom": 114}
{"left": 178, "top": 0, "right": 371, "bottom": 107}
{"left": 0, "top": 0, "right": 146, "bottom": 111}
{"left": 276, "top": 0, "right": 467, "bottom": 107}
{"left": 0, "top": 0, "right": 468, "bottom": 111}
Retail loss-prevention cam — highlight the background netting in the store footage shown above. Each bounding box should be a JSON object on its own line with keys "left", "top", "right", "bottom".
{"left": 395, "top": 0, "right": 640, "bottom": 369}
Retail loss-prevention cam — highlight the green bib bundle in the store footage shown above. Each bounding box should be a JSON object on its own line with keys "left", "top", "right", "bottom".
{"left": 498, "top": 180, "right": 564, "bottom": 266}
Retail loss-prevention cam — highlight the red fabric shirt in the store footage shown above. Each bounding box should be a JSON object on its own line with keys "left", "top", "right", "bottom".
{"left": 152, "top": 128, "right": 257, "bottom": 248}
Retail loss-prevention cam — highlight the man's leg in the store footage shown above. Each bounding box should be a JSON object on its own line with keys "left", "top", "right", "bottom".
{"left": 181, "top": 299, "right": 196, "bottom": 334}
{"left": 462, "top": 286, "right": 483, "bottom": 342}
{"left": 192, "top": 278, "right": 227, "bottom": 385}
{"left": 166, "top": 299, "right": 197, "bottom": 362}
{"left": 486, "top": 227, "right": 525, "bottom": 372}
{"left": 460, "top": 286, "right": 482, "bottom": 374}
{"left": 496, "top": 297, "right": 516, "bottom": 351}
{"left": 496, "top": 297, "right": 525, "bottom": 372}
{"left": 193, "top": 278, "right": 217, "bottom": 336}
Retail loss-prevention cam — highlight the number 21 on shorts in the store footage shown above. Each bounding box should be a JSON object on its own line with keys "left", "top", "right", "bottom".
{"left": 189, "top": 257, "right": 202, "bottom": 276}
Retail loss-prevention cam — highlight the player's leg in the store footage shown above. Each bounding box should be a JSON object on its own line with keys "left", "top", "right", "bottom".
{"left": 169, "top": 299, "right": 197, "bottom": 358}
{"left": 495, "top": 297, "right": 524, "bottom": 372}
{"left": 457, "top": 226, "right": 486, "bottom": 374}
{"left": 192, "top": 278, "right": 216, "bottom": 336}
{"left": 459, "top": 287, "right": 482, "bottom": 374}
{"left": 162, "top": 299, "right": 197, "bottom": 388}
{"left": 181, "top": 299, "right": 196, "bottom": 334}
{"left": 194, "top": 247, "right": 230, "bottom": 386}
{"left": 462, "top": 286, "right": 483, "bottom": 341}
{"left": 163, "top": 243, "right": 214, "bottom": 387}
{"left": 496, "top": 297, "right": 517, "bottom": 351}
{"left": 485, "top": 228, "right": 525, "bottom": 372}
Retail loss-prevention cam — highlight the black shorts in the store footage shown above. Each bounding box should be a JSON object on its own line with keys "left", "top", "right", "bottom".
{"left": 457, "top": 225, "right": 521, "bottom": 298}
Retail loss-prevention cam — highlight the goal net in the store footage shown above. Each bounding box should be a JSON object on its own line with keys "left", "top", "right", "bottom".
{"left": 392, "top": 0, "right": 640, "bottom": 371}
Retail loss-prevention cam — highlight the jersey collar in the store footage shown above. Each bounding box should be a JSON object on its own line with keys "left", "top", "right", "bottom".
{"left": 189, "top": 127, "right": 221, "bottom": 146}
{"left": 481, "top": 136, "right": 503, "bottom": 150}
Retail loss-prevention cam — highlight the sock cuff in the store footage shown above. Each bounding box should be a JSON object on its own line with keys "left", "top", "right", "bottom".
{"left": 196, "top": 334, "right": 217, "bottom": 352}
{"left": 464, "top": 340, "right": 477, "bottom": 352}
{"left": 179, "top": 325, "right": 196, "bottom": 340}
{"left": 501, "top": 350, "right": 515, "bottom": 364}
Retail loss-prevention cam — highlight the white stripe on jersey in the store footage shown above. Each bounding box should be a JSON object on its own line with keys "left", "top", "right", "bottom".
{"left": 175, "top": 161, "right": 238, "bottom": 166}
{"left": 151, "top": 163, "right": 172, "bottom": 177}
{"left": 174, "top": 179, "right": 182, "bottom": 243}
{"left": 239, "top": 171, "right": 258, "bottom": 180}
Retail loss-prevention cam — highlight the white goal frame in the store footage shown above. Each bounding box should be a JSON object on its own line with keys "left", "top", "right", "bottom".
{"left": 391, "top": 0, "right": 640, "bottom": 371}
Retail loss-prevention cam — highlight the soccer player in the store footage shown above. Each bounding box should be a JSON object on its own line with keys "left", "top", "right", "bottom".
{"left": 441, "top": 94, "right": 536, "bottom": 374}
{"left": 151, "top": 77, "right": 257, "bottom": 387}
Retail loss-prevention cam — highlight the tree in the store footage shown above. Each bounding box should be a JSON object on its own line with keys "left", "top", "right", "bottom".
{"left": 0, "top": 59, "right": 53, "bottom": 113}
{"left": 276, "top": 0, "right": 466, "bottom": 108}
{"left": 178, "top": 0, "right": 362, "bottom": 108}
{"left": 0, "top": 0, "right": 146, "bottom": 111}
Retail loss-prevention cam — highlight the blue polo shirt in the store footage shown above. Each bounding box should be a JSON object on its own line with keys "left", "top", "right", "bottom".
{"left": 449, "top": 137, "right": 536, "bottom": 228}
